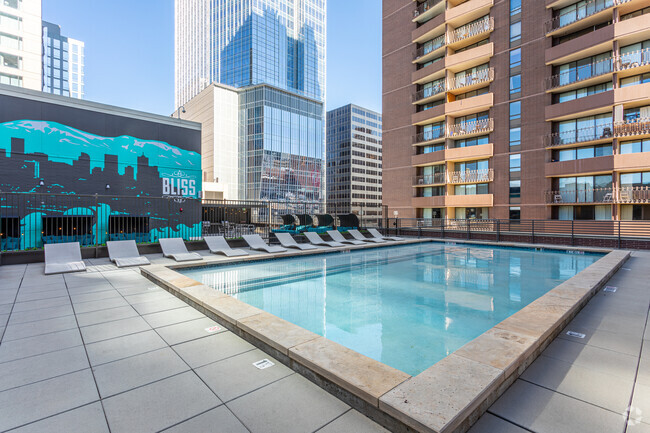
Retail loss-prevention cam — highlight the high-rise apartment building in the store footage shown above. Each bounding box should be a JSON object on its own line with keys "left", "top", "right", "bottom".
{"left": 176, "top": 0, "right": 326, "bottom": 204}
{"left": 383, "top": 0, "right": 650, "bottom": 221}
{"left": 42, "top": 21, "right": 84, "bottom": 99}
{"left": 327, "top": 104, "right": 383, "bottom": 223}
{"left": 0, "top": 0, "right": 42, "bottom": 90}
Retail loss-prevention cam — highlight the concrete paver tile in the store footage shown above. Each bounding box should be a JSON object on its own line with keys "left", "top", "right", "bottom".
{"left": 80, "top": 316, "right": 151, "bottom": 344}
{"left": 14, "top": 288, "right": 67, "bottom": 303}
{"left": 75, "top": 305, "right": 139, "bottom": 327}
{"left": 9, "top": 402, "right": 109, "bottom": 433}
{"left": 173, "top": 332, "right": 255, "bottom": 369}
{"left": 131, "top": 297, "right": 189, "bottom": 315}
{"left": 142, "top": 306, "right": 206, "bottom": 329}
{"left": 156, "top": 317, "right": 224, "bottom": 346}
{"left": 468, "top": 413, "right": 529, "bottom": 433}
{"left": 196, "top": 348, "right": 293, "bottom": 402}
{"left": 316, "top": 410, "right": 390, "bottom": 433}
{"left": 227, "top": 373, "right": 349, "bottom": 433}
{"left": 85, "top": 330, "right": 167, "bottom": 366}
{"left": 93, "top": 347, "right": 189, "bottom": 398}
{"left": 72, "top": 297, "right": 129, "bottom": 314}
{"left": 70, "top": 289, "right": 122, "bottom": 304}
{"left": 0, "top": 328, "right": 82, "bottom": 363}
{"left": 11, "top": 296, "right": 71, "bottom": 313}
{"left": 631, "top": 382, "right": 650, "bottom": 426}
{"left": 102, "top": 371, "right": 221, "bottom": 433}
{"left": 163, "top": 405, "right": 249, "bottom": 433}
{"left": 7, "top": 304, "right": 74, "bottom": 325}
{"left": 0, "top": 369, "right": 99, "bottom": 431}
{"left": 2, "top": 314, "right": 79, "bottom": 342}
{"left": 558, "top": 322, "right": 643, "bottom": 357}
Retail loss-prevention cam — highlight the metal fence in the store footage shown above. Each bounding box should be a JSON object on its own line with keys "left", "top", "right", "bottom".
{"left": 384, "top": 218, "right": 650, "bottom": 250}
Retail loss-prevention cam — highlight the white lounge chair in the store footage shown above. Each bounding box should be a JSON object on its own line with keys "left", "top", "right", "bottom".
{"left": 44, "top": 242, "right": 86, "bottom": 275}
{"left": 368, "top": 228, "right": 405, "bottom": 242}
{"left": 303, "top": 232, "right": 344, "bottom": 247}
{"left": 204, "top": 236, "right": 248, "bottom": 257}
{"left": 159, "top": 238, "right": 203, "bottom": 262}
{"left": 348, "top": 229, "right": 386, "bottom": 243}
{"left": 242, "top": 234, "right": 287, "bottom": 253}
{"left": 326, "top": 230, "right": 365, "bottom": 245}
{"left": 274, "top": 233, "right": 318, "bottom": 250}
{"left": 107, "top": 240, "right": 150, "bottom": 268}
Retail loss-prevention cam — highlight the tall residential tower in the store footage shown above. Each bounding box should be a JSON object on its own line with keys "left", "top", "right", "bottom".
{"left": 383, "top": 0, "right": 650, "bottom": 221}
{"left": 42, "top": 21, "right": 85, "bottom": 99}
{"left": 176, "top": 0, "right": 327, "bottom": 203}
{"left": 0, "top": 0, "right": 42, "bottom": 90}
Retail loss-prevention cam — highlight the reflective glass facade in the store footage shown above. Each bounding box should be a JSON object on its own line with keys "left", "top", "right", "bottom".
{"left": 42, "top": 21, "right": 84, "bottom": 99}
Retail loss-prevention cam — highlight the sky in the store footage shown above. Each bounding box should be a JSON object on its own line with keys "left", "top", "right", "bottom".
{"left": 42, "top": 0, "right": 382, "bottom": 116}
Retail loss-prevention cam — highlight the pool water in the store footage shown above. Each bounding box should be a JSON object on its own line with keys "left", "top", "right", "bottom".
{"left": 180, "top": 243, "right": 601, "bottom": 375}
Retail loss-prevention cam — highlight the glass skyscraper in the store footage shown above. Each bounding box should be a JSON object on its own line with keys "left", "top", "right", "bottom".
{"left": 42, "top": 21, "right": 84, "bottom": 99}
{"left": 175, "top": 0, "right": 326, "bottom": 203}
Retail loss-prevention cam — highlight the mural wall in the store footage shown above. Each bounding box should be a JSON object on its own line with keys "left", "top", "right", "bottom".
{"left": 0, "top": 93, "right": 203, "bottom": 250}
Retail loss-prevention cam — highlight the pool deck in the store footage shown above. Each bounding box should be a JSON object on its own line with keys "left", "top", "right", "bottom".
{"left": 0, "top": 241, "right": 646, "bottom": 433}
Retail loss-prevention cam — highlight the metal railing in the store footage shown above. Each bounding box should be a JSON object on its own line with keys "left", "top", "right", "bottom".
{"left": 413, "top": 0, "right": 444, "bottom": 19}
{"left": 383, "top": 217, "right": 650, "bottom": 249}
{"left": 448, "top": 118, "right": 494, "bottom": 137}
{"left": 616, "top": 48, "right": 650, "bottom": 72}
{"left": 413, "top": 81, "right": 446, "bottom": 102}
{"left": 447, "top": 169, "right": 494, "bottom": 184}
{"left": 448, "top": 17, "right": 494, "bottom": 45}
{"left": 544, "top": 57, "right": 613, "bottom": 90}
{"left": 413, "top": 173, "right": 447, "bottom": 185}
{"left": 616, "top": 187, "right": 650, "bottom": 203}
{"left": 544, "top": 123, "right": 613, "bottom": 147}
{"left": 413, "top": 128, "right": 446, "bottom": 144}
{"left": 613, "top": 118, "right": 650, "bottom": 137}
{"left": 545, "top": 188, "right": 614, "bottom": 204}
{"left": 544, "top": 0, "right": 619, "bottom": 34}
{"left": 448, "top": 67, "right": 494, "bottom": 91}
{"left": 415, "top": 34, "right": 446, "bottom": 60}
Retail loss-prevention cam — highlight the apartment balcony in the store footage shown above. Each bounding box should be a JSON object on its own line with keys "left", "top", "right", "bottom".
{"left": 447, "top": 169, "right": 494, "bottom": 184}
{"left": 445, "top": 142, "right": 493, "bottom": 162}
{"left": 615, "top": 151, "right": 650, "bottom": 172}
{"left": 447, "top": 17, "right": 494, "bottom": 50}
{"left": 544, "top": 58, "right": 613, "bottom": 91}
{"left": 545, "top": 155, "right": 614, "bottom": 177}
{"left": 413, "top": 0, "right": 446, "bottom": 23}
{"left": 447, "top": 67, "right": 494, "bottom": 93}
{"left": 545, "top": 0, "right": 620, "bottom": 37}
{"left": 413, "top": 173, "right": 447, "bottom": 186}
{"left": 413, "top": 128, "right": 446, "bottom": 145}
{"left": 412, "top": 57, "right": 446, "bottom": 85}
{"left": 618, "top": 187, "right": 650, "bottom": 204}
{"left": 615, "top": 48, "right": 650, "bottom": 79}
{"left": 448, "top": 118, "right": 494, "bottom": 139}
{"left": 445, "top": 0, "right": 494, "bottom": 28}
{"left": 446, "top": 193, "right": 493, "bottom": 207}
{"left": 614, "top": 118, "right": 650, "bottom": 139}
{"left": 412, "top": 147, "right": 446, "bottom": 166}
{"left": 445, "top": 42, "right": 494, "bottom": 73}
{"left": 445, "top": 93, "right": 493, "bottom": 118}
{"left": 544, "top": 124, "right": 614, "bottom": 148}
{"left": 545, "top": 188, "right": 614, "bottom": 204}
{"left": 545, "top": 91, "right": 614, "bottom": 121}
{"left": 412, "top": 195, "right": 446, "bottom": 208}
{"left": 412, "top": 82, "right": 446, "bottom": 104}
{"left": 414, "top": 34, "right": 446, "bottom": 64}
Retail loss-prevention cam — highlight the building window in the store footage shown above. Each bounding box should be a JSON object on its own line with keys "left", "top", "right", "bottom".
{"left": 621, "top": 139, "right": 650, "bottom": 154}
{"left": 509, "top": 127, "right": 521, "bottom": 147}
{"left": 510, "top": 0, "right": 521, "bottom": 15}
{"left": 455, "top": 184, "right": 489, "bottom": 195}
{"left": 553, "top": 144, "right": 612, "bottom": 161}
{"left": 0, "top": 72, "right": 21, "bottom": 86}
{"left": 509, "top": 180, "right": 521, "bottom": 199}
{"left": 0, "top": 32, "right": 21, "bottom": 50}
{"left": 509, "top": 74, "right": 521, "bottom": 94}
{"left": 510, "top": 22, "right": 521, "bottom": 45}
{"left": 2, "top": 0, "right": 21, "bottom": 10}
{"left": 510, "top": 48, "right": 521, "bottom": 69}
{"left": 621, "top": 73, "right": 650, "bottom": 88}
{"left": 0, "top": 51, "right": 20, "bottom": 69}
{"left": 509, "top": 207, "right": 521, "bottom": 220}
{"left": 0, "top": 12, "right": 21, "bottom": 32}
{"left": 510, "top": 154, "right": 521, "bottom": 172}
{"left": 510, "top": 101, "right": 521, "bottom": 122}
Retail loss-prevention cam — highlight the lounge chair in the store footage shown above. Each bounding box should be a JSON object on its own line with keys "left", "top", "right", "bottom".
{"left": 368, "top": 228, "right": 405, "bottom": 242}
{"left": 303, "top": 232, "right": 344, "bottom": 247}
{"left": 159, "top": 238, "right": 203, "bottom": 262}
{"left": 204, "top": 236, "right": 248, "bottom": 257}
{"left": 275, "top": 233, "right": 318, "bottom": 250}
{"left": 107, "top": 240, "right": 150, "bottom": 268}
{"left": 326, "top": 230, "right": 366, "bottom": 245}
{"left": 242, "top": 234, "right": 287, "bottom": 253}
{"left": 348, "top": 229, "right": 386, "bottom": 243}
{"left": 44, "top": 242, "right": 86, "bottom": 275}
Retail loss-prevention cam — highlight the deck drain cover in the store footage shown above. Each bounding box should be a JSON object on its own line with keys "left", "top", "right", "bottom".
{"left": 604, "top": 286, "right": 617, "bottom": 293}
{"left": 253, "top": 359, "right": 275, "bottom": 369}
{"left": 566, "top": 331, "right": 586, "bottom": 339}
{"left": 205, "top": 325, "right": 222, "bottom": 333}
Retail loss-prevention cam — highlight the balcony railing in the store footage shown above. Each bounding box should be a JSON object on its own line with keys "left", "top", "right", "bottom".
{"left": 448, "top": 17, "right": 494, "bottom": 45}
{"left": 414, "top": 173, "right": 447, "bottom": 185}
{"left": 448, "top": 67, "right": 494, "bottom": 91}
{"left": 618, "top": 186, "right": 650, "bottom": 204}
{"left": 613, "top": 118, "right": 650, "bottom": 137}
{"left": 413, "top": 82, "right": 446, "bottom": 102}
{"left": 415, "top": 34, "right": 446, "bottom": 60}
{"left": 616, "top": 48, "right": 650, "bottom": 72}
{"left": 544, "top": 0, "right": 621, "bottom": 35}
{"left": 544, "top": 123, "right": 613, "bottom": 147}
{"left": 413, "top": 0, "right": 444, "bottom": 19}
{"left": 413, "top": 128, "right": 446, "bottom": 144}
{"left": 447, "top": 169, "right": 494, "bottom": 184}
{"left": 544, "top": 57, "right": 613, "bottom": 90}
{"left": 545, "top": 188, "right": 614, "bottom": 204}
{"left": 448, "top": 118, "right": 493, "bottom": 137}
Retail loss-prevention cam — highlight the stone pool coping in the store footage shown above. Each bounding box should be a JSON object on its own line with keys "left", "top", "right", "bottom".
{"left": 140, "top": 240, "right": 630, "bottom": 433}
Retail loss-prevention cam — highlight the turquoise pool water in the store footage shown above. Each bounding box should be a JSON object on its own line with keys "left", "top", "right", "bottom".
{"left": 180, "top": 243, "right": 601, "bottom": 375}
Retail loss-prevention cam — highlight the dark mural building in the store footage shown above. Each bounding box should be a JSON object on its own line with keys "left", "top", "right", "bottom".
{"left": 0, "top": 85, "right": 202, "bottom": 250}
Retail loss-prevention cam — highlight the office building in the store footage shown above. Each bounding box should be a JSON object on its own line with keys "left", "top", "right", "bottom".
{"left": 176, "top": 0, "right": 326, "bottom": 204}
{"left": 327, "top": 104, "right": 383, "bottom": 223}
{"left": 0, "top": 0, "right": 42, "bottom": 91}
{"left": 42, "top": 21, "right": 84, "bottom": 99}
{"left": 382, "top": 0, "right": 650, "bottom": 221}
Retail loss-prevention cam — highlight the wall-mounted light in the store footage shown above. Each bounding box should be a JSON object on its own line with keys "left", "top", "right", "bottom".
{"left": 39, "top": 180, "right": 45, "bottom": 186}
{"left": 105, "top": 184, "right": 110, "bottom": 190}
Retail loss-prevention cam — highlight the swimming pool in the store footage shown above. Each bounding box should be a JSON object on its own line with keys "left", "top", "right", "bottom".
{"left": 180, "top": 243, "right": 602, "bottom": 375}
